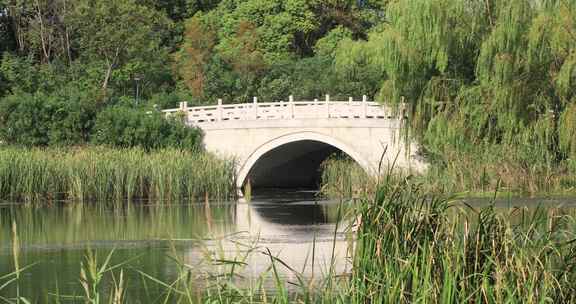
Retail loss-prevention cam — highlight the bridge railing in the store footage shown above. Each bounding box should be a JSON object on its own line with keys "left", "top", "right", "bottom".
{"left": 162, "top": 95, "right": 405, "bottom": 125}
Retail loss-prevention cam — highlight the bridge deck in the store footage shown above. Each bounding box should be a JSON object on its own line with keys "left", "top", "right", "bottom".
{"left": 162, "top": 96, "right": 404, "bottom": 126}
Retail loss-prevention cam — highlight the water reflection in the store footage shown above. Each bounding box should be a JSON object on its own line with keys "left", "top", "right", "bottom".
{"left": 0, "top": 192, "right": 352, "bottom": 302}
{"left": 6, "top": 193, "right": 572, "bottom": 301}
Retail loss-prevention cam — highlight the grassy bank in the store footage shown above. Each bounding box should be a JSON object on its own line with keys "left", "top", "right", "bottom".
{"left": 417, "top": 139, "right": 576, "bottom": 196}
{"left": 320, "top": 149, "right": 576, "bottom": 197}
{"left": 0, "top": 147, "right": 235, "bottom": 204}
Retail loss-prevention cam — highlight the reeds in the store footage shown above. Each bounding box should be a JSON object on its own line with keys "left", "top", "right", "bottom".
{"left": 352, "top": 175, "right": 576, "bottom": 303}
{"left": 319, "top": 154, "right": 376, "bottom": 199}
{"left": 0, "top": 146, "right": 236, "bottom": 204}
{"left": 3, "top": 175, "right": 576, "bottom": 302}
{"left": 417, "top": 143, "right": 576, "bottom": 196}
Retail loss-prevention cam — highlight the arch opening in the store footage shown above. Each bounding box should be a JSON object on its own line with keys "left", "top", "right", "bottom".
{"left": 243, "top": 140, "right": 359, "bottom": 190}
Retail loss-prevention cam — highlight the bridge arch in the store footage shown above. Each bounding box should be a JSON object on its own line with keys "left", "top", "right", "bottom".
{"left": 236, "top": 131, "right": 373, "bottom": 189}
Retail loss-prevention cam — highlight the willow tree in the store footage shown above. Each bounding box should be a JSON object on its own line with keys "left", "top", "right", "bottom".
{"left": 335, "top": 0, "right": 576, "bottom": 163}
{"left": 530, "top": 1, "right": 576, "bottom": 158}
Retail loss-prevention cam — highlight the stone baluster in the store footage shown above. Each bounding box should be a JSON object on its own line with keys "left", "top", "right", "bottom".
{"left": 217, "top": 99, "right": 223, "bottom": 121}
{"left": 362, "top": 95, "right": 367, "bottom": 118}
{"left": 179, "top": 101, "right": 189, "bottom": 123}
{"left": 289, "top": 95, "right": 294, "bottom": 119}
{"left": 253, "top": 97, "right": 258, "bottom": 120}
{"left": 325, "top": 95, "right": 330, "bottom": 118}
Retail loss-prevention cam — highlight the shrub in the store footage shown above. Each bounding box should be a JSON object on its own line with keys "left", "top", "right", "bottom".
{"left": 0, "top": 91, "right": 97, "bottom": 146}
{"left": 91, "top": 105, "right": 202, "bottom": 151}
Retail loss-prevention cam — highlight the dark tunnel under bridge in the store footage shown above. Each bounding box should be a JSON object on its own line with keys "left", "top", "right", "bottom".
{"left": 243, "top": 140, "right": 355, "bottom": 189}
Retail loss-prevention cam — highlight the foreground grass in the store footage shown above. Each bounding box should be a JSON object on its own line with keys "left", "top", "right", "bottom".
{"left": 0, "top": 146, "right": 236, "bottom": 204}
{"left": 352, "top": 178, "right": 576, "bottom": 303}
{"left": 4, "top": 175, "right": 576, "bottom": 303}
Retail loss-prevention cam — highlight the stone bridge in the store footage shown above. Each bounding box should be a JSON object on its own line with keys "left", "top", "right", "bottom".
{"left": 163, "top": 96, "right": 426, "bottom": 190}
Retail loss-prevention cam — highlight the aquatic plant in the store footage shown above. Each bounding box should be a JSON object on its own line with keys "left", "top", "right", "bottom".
{"left": 0, "top": 147, "right": 236, "bottom": 204}
{"left": 352, "top": 176, "right": 576, "bottom": 303}
{"left": 319, "top": 154, "right": 375, "bottom": 199}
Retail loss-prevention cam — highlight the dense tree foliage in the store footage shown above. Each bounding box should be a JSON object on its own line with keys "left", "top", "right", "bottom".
{"left": 0, "top": 0, "right": 379, "bottom": 149}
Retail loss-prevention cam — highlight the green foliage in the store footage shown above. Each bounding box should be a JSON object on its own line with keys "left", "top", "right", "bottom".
{"left": 0, "top": 91, "right": 97, "bottom": 146}
{"left": 172, "top": 0, "right": 383, "bottom": 103}
{"left": 353, "top": 177, "right": 576, "bottom": 303}
{"left": 2, "top": 0, "right": 575, "bottom": 196}
{"left": 315, "top": 26, "right": 353, "bottom": 58}
{"left": 0, "top": 147, "right": 235, "bottom": 203}
{"left": 327, "top": 0, "right": 576, "bottom": 193}
{"left": 69, "top": 0, "right": 172, "bottom": 95}
{"left": 320, "top": 153, "right": 374, "bottom": 199}
{"left": 91, "top": 106, "right": 202, "bottom": 151}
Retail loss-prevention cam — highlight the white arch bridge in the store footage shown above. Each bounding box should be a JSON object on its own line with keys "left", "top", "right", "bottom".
{"left": 163, "top": 96, "right": 426, "bottom": 190}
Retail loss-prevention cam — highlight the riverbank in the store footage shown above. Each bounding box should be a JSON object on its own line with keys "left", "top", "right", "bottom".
{"left": 0, "top": 147, "right": 235, "bottom": 204}
{"left": 320, "top": 153, "right": 576, "bottom": 198}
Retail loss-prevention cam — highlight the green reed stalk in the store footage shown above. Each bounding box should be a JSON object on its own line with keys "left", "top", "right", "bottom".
{"left": 352, "top": 174, "right": 576, "bottom": 303}
{"left": 319, "top": 154, "right": 375, "bottom": 199}
{"left": 0, "top": 146, "right": 235, "bottom": 204}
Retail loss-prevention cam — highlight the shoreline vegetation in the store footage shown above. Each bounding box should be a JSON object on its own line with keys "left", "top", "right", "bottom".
{"left": 0, "top": 0, "right": 575, "bottom": 199}
{"left": 3, "top": 176, "right": 576, "bottom": 303}
{"left": 320, "top": 155, "right": 576, "bottom": 198}
{"left": 1, "top": 145, "right": 574, "bottom": 206}
{"left": 0, "top": 147, "right": 235, "bottom": 204}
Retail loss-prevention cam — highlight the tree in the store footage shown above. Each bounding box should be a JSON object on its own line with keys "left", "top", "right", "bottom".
{"left": 173, "top": 15, "right": 216, "bottom": 98}
{"left": 0, "top": 0, "right": 16, "bottom": 55}
{"left": 68, "top": 0, "right": 171, "bottom": 97}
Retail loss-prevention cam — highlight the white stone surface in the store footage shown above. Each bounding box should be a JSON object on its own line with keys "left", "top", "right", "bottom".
{"left": 163, "top": 100, "right": 427, "bottom": 189}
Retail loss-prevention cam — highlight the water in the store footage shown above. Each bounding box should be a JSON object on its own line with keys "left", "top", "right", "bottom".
{"left": 2, "top": 192, "right": 576, "bottom": 302}
{"left": 0, "top": 191, "right": 352, "bottom": 302}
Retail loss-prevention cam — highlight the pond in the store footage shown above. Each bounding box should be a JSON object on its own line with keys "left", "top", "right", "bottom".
{"left": 2, "top": 192, "right": 576, "bottom": 302}
{"left": 0, "top": 191, "right": 352, "bottom": 302}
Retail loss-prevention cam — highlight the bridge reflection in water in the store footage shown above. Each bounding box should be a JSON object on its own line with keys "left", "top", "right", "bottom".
{"left": 183, "top": 192, "right": 353, "bottom": 288}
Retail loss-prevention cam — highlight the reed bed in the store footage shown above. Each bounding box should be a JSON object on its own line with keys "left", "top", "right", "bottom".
{"left": 0, "top": 147, "right": 235, "bottom": 204}
{"left": 319, "top": 154, "right": 376, "bottom": 199}
{"left": 351, "top": 176, "right": 576, "bottom": 303}
{"left": 4, "top": 176, "right": 576, "bottom": 303}
{"left": 417, "top": 144, "right": 576, "bottom": 196}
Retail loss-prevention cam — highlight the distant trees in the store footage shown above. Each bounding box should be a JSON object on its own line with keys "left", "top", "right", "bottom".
{"left": 172, "top": 0, "right": 377, "bottom": 103}
{"left": 1, "top": 0, "right": 574, "bottom": 166}
{"left": 0, "top": 0, "right": 197, "bottom": 149}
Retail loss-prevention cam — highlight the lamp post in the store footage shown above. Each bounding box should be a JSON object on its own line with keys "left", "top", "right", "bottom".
{"left": 134, "top": 76, "right": 141, "bottom": 105}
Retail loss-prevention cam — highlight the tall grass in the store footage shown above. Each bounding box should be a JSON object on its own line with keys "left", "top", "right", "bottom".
{"left": 3, "top": 175, "right": 576, "bottom": 302}
{"left": 0, "top": 147, "right": 236, "bottom": 204}
{"left": 0, "top": 221, "right": 32, "bottom": 303}
{"left": 319, "top": 154, "right": 376, "bottom": 199}
{"left": 417, "top": 143, "right": 576, "bottom": 195}
{"left": 352, "top": 176, "right": 576, "bottom": 303}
